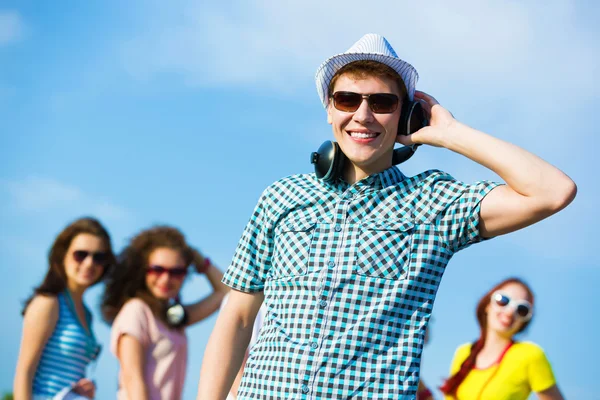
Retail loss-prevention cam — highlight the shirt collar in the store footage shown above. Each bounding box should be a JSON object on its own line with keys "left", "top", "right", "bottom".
{"left": 360, "top": 166, "right": 406, "bottom": 190}
{"left": 315, "top": 166, "right": 406, "bottom": 192}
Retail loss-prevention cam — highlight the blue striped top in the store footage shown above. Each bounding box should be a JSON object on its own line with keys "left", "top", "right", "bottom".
{"left": 32, "top": 292, "right": 101, "bottom": 397}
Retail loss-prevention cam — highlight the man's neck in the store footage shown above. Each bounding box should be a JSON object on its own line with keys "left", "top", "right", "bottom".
{"left": 343, "top": 163, "right": 390, "bottom": 185}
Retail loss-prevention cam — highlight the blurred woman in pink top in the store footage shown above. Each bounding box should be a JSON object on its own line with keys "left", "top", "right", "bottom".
{"left": 101, "top": 226, "right": 228, "bottom": 400}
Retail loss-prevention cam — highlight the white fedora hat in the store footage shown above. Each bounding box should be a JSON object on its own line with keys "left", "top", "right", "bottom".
{"left": 315, "top": 33, "right": 419, "bottom": 108}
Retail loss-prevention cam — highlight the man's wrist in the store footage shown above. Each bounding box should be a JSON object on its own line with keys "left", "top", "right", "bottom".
{"left": 441, "top": 120, "right": 475, "bottom": 153}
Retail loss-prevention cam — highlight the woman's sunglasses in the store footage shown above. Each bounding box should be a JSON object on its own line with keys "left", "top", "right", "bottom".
{"left": 72, "top": 250, "right": 109, "bottom": 266}
{"left": 491, "top": 291, "right": 533, "bottom": 321}
{"left": 147, "top": 265, "right": 188, "bottom": 279}
{"left": 332, "top": 91, "right": 399, "bottom": 114}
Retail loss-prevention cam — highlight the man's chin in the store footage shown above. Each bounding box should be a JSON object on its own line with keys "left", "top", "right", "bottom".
{"left": 345, "top": 152, "right": 388, "bottom": 169}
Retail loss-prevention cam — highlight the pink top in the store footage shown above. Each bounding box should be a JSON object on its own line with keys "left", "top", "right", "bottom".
{"left": 111, "top": 298, "right": 188, "bottom": 400}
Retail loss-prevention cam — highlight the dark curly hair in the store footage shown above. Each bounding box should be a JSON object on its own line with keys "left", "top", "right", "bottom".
{"left": 440, "top": 277, "right": 535, "bottom": 395}
{"left": 101, "top": 225, "right": 205, "bottom": 325}
{"left": 22, "top": 217, "right": 116, "bottom": 315}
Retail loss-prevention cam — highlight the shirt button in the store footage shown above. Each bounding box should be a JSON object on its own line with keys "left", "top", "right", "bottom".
{"left": 334, "top": 224, "right": 342, "bottom": 232}
{"left": 319, "top": 300, "right": 327, "bottom": 307}
{"left": 301, "top": 385, "right": 310, "bottom": 394}
{"left": 287, "top": 223, "right": 295, "bottom": 229}
{"left": 328, "top": 261, "right": 335, "bottom": 268}
{"left": 310, "top": 341, "right": 318, "bottom": 350}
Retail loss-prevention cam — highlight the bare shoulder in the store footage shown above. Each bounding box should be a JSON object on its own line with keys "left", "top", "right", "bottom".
{"left": 25, "top": 294, "right": 59, "bottom": 318}
{"left": 22, "top": 294, "right": 60, "bottom": 335}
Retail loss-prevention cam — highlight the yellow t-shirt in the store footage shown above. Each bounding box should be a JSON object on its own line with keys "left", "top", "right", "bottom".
{"left": 445, "top": 342, "right": 556, "bottom": 400}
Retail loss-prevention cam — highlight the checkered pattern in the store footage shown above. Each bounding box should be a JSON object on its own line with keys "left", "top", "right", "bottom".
{"left": 223, "top": 167, "right": 499, "bottom": 399}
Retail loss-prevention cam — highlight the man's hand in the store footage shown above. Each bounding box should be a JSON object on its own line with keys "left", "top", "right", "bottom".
{"left": 396, "top": 90, "right": 456, "bottom": 148}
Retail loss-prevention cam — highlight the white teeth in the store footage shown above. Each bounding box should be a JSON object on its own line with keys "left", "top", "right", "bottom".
{"left": 349, "top": 131, "right": 377, "bottom": 139}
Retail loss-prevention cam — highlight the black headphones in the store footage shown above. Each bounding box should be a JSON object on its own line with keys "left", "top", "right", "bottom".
{"left": 165, "top": 298, "right": 188, "bottom": 328}
{"left": 310, "top": 98, "right": 428, "bottom": 182}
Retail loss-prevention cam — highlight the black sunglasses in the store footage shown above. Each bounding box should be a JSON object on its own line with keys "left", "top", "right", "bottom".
{"left": 332, "top": 91, "right": 400, "bottom": 114}
{"left": 72, "top": 250, "right": 109, "bottom": 265}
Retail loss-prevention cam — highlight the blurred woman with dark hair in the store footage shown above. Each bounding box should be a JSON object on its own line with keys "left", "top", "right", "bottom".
{"left": 102, "top": 226, "right": 227, "bottom": 400}
{"left": 441, "top": 277, "right": 564, "bottom": 400}
{"left": 14, "top": 217, "right": 116, "bottom": 399}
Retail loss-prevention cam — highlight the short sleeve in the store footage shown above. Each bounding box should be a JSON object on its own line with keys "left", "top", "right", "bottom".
{"left": 222, "top": 188, "right": 274, "bottom": 292}
{"left": 449, "top": 343, "right": 471, "bottom": 375}
{"left": 527, "top": 345, "right": 556, "bottom": 393}
{"left": 110, "top": 299, "right": 151, "bottom": 355}
{"left": 424, "top": 171, "right": 500, "bottom": 253}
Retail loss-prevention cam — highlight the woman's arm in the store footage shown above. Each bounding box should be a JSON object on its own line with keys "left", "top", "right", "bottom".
{"left": 13, "top": 295, "right": 59, "bottom": 400}
{"left": 537, "top": 385, "right": 565, "bottom": 400}
{"left": 117, "top": 334, "right": 149, "bottom": 400}
{"left": 185, "top": 259, "right": 229, "bottom": 326}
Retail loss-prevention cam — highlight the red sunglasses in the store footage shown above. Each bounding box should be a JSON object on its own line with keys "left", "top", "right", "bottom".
{"left": 72, "top": 250, "right": 109, "bottom": 266}
{"left": 147, "top": 265, "right": 188, "bottom": 279}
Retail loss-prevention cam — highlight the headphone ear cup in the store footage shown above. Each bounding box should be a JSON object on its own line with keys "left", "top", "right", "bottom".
{"left": 329, "top": 142, "right": 345, "bottom": 182}
{"left": 398, "top": 100, "right": 429, "bottom": 136}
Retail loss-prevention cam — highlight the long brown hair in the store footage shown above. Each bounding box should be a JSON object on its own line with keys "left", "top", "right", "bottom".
{"left": 22, "top": 217, "right": 116, "bottom": 315}
{"left": 440, "top": 277, "right": 535, "bottom": 396}
{"left": 101, "top": 225, "right": 205, "bottom": 325}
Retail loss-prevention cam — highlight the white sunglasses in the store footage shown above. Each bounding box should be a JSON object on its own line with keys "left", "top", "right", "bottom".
{"left": 491, "top": 291, "right": 533, "bottom": 321}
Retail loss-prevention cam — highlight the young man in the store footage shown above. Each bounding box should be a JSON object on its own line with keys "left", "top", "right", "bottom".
{"left": 197, "top": 34, "right": 576, "bottom": 399}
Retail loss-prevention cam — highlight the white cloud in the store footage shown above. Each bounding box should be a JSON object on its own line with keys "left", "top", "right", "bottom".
{"left": 0, "top": 11, "right": 24, "bottom": 46}
{"left": 121, "top": 0, "right": 598, "bottom": 99}
{"left": 3, "top": 177, "right": 131, "bottom": 223}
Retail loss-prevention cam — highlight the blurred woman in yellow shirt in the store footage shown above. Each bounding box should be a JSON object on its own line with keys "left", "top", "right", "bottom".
{"left": 440, "top": 277, "right": 564, "bottom": 400}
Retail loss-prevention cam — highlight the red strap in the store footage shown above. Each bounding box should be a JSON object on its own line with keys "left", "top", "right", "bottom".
{"left": 497, "top": 341, "right": 514, "bottom": 363}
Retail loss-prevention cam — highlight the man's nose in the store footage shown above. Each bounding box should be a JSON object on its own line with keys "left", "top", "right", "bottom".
{"left": 352, "top": 98, "right": 374, "bottom": 123}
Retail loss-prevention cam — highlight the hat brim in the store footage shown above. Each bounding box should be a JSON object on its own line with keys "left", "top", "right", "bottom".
{"left": 315, "top": 52, "right": 419, "bottom": 108}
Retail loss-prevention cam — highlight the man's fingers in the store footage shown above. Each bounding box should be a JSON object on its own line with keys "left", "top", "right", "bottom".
{"left": 414, "top": 90, "right": 440, "bottom": 106}
{"left": 396, "top": 133, "right": 416, "bottom": 146}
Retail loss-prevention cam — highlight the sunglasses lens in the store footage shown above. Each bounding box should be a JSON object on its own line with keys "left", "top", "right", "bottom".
{"left": 73, "top": 250, "right": 88, "bottom": 263}
{"left": 169, "top": 268, "right": 188, "bottom": 278}
{"left": 333, "top": 92, "right": 362, "bottom": 112}
{"left": 92, "top": 252, "right": 108, "bottom": 264}
{"left": 516, "top": 304, "right": 530, "bottom": 318}
{"left": 148, "top": 266, "right": 166, "bottom": 275}
{"left": 369, "top": 94, "right": 399, "bottom": 113}
{"left": 494, "top": 293, "right": 510, "bottom": 307}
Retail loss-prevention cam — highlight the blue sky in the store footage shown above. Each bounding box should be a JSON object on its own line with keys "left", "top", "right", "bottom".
{"left": 1, "top": 1, "right": 598, "bottom": 398}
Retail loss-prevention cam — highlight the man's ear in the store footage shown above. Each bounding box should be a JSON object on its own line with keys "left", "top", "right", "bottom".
{"left": 327, "top": 102, "right": 333, "bottom": 125}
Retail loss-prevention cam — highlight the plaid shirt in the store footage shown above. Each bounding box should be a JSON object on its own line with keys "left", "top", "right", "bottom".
{"left": 223, "top": 167, "right": 499, "bottom": 399}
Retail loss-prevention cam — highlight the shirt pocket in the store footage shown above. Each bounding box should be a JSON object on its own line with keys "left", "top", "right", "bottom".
{"left": 355, "top": 219, "right": 414, "bottom": 280}
{"left": 270, "top": 218, "right": 317, "bottom": 279}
